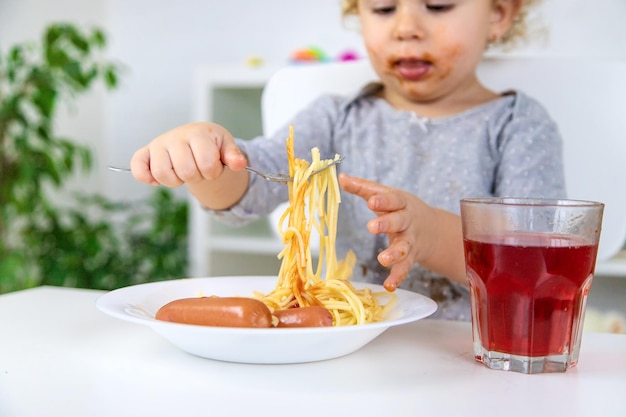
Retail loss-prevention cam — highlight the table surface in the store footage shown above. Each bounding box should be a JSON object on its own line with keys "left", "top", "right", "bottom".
{"left": 1, "top": 286, "right": 625, "bottom": 417}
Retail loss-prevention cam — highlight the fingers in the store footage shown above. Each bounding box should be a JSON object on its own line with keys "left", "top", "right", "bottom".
{"left": 220, "top": 137, "right": 248, "bottom": 170}
{"left": 366, "top": 211, "right": 413, "bottom": 237}
{"left": 339, "top": 173, "right": 391, "bottom": 213}
{"left": 129, "top": 122, "right": 246, "bottom": 188}
{"left": 340, "top": 173, "right": 430, "bottom": 291}
{"left": 379, "top": 238, "right": 412, "bottom": 291}
{"left": 191, "top": 126, "right": 247, "bottom": 178}
{"left": 339, "top": 173, "right": 408, "bottom": 213}
{"left": 383, "top": 261, "right": 412, "bottom": 292}
{"left": 130, "top": 146, "right": 159, "bottom": 186}
{"left": 172, "top": 136, "right": 219, "bottom": 184}
{"left": 339, "top": 173, "right": 388, "bottom": 201}
{"left": 378, "top": 238, "right": 411, "bottom": 266}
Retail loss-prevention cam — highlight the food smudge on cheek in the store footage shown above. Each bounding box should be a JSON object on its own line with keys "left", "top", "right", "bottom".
{"left": 433, "top": 44, "right": 462, "bottom": 81}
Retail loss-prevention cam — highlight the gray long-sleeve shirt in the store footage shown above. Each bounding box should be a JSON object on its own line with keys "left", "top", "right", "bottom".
{"left": 212, "top": 83, "right": 567, "bottom": 320}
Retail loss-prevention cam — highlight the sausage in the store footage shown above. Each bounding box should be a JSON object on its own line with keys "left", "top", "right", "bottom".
{"left": 273, "top": 306, "right": 334, "bottom": 328}
{"left": 155, "top": 297, "right": 273, "bottom": 328}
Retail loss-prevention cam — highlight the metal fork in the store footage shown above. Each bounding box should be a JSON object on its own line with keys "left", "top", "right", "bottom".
{"left": 107, "top": 156, "right": 344, "bottom": 183}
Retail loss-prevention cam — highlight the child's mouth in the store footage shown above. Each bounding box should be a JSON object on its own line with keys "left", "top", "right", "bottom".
{"left": 393, "top": 59, "right": 432, "bottom": 81}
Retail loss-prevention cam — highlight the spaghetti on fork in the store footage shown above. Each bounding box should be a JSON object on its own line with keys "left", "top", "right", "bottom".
{"left": 255, "top": 126, "right": 395, "bottom": 326}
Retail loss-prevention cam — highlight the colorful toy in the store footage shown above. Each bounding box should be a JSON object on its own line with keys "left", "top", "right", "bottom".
{"left": 289, "top": 46, "right": 361, "bottom": 64}
{"left": 245, "top": 55, "right": 265, "bottom": 68}
{"left": 337, "top": 49, "right": 360, "bottom": 62}
{"left": 290, "top": 46, "right": 328, "bottom": 63}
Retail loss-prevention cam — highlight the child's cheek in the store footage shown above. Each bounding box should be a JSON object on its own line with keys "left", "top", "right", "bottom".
{"left": 428, "top": 43, "right": 464, "bottom": 81}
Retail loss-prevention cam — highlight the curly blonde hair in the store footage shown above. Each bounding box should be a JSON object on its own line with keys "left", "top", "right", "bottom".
{"left": 340, "top": 0, "right": 543, "bottom": 48}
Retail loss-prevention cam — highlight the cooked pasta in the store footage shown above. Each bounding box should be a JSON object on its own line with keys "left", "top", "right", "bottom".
{"left": 255, "top": 126, "right": 395, "bottom": 326}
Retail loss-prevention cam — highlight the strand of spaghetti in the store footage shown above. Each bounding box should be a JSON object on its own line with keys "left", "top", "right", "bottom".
{"left": 314, "top": 282, "right": 391, "bottom": 324}
{"left": 325, "top": 167, "right": 340, "bottom": 277}
{"left": 307, "top": 283, "right": 363, "bottom": 325}
{"left": 315, "top": 171, "right": 331, "bottom": 278}
{"left": 290, "top": 163, "right": 310, "bottom": 255}
{"left": 277, "top": 166, "right": 309, "bottom": 290}
{"left": 313, "top": 300, "right": 358, "bottom": 326}
{"left": 309, "top": 173, "right": 326, "bottom": 281}
{"left": 315, "top": 279, "right": 366, "bottom": 324}
{"left": 285, "top": 225, "right": 306, "bottom": 269}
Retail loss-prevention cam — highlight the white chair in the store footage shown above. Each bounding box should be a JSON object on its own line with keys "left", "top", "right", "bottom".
{"left": 261, "top": 58, "right": 626, "bottom": 264}
{"left": 262, "top": 60, "right": 378, "bottom": 137}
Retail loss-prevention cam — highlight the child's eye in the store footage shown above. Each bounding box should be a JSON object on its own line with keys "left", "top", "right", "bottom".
{"left": 426, "top": 3, "right": 454, "bottom": 12}
{"left": 372, "top": 5, "right": 396, "bottom": 15}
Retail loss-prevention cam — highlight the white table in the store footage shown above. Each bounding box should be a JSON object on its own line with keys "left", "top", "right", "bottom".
{"left": 1, "top": 286, "right": 625, "bottom": 417}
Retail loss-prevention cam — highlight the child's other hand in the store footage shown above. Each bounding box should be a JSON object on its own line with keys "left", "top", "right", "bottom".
{"left": 130, "top": 122, "right": 247, "bottom": 187}
{"left": 338, "top": 173, "right": 439, "bottom": 292}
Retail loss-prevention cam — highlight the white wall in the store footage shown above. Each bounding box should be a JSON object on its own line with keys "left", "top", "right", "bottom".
{"left": 1, "top": 0, "right": 625, "bottom": 201}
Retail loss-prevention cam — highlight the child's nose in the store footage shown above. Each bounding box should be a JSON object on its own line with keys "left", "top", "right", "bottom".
{"left": 392, "top": 7, "right": 426, "bottom": 40}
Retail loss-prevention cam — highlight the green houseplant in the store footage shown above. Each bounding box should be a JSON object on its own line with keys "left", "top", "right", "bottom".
{"left": 0, "top": 23, "right": 188, "bottom": 293}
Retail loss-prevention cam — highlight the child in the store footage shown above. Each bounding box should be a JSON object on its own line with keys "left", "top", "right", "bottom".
{"left": 130, "top": 0, "right": 566, "bottom": 320}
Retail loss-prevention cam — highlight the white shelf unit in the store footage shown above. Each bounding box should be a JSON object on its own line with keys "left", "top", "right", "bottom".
{"left": 189, "top": 65, "right": 284, "bottom": 277}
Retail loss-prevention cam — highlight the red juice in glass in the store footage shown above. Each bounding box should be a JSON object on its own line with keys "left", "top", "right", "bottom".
{"left": 464, "top": 233, "right": 598, "bottom": 369}
{"left": 460, "top": 198, "right": 603, "bottom": 374}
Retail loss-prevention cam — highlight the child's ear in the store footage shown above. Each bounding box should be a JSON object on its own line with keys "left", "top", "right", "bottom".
{"left": 489, "top": 0, "right": 523, "bottom": 42}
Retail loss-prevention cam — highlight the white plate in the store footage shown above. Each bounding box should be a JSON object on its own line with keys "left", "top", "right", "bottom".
{"left": 96, "top": 276, "right": 437, "bottom": 364}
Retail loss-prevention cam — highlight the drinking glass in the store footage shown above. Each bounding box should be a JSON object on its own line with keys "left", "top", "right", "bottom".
{"left": 460, "top": 197, "right": 604, "bottom": 374}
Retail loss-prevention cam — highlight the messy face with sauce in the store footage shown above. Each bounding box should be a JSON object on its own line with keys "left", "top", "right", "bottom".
{"left": 356, "top": 0, "right": 522, "bottom": 117}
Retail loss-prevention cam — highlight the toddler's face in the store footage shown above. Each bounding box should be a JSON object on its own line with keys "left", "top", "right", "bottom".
{"left": 357, "top": 0, "right": 509, "bottom": 112}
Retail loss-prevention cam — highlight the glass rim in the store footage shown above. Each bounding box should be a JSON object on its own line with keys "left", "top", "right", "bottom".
{"left": 460, "top": 197, "right": 604, "bottom": 208}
